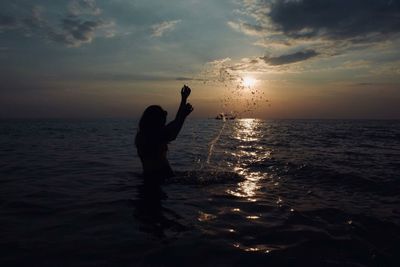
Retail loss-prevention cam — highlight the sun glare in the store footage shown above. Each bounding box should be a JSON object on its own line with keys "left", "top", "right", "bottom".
{"left": 242, "top": 76, "right": 256, "bottom": 88}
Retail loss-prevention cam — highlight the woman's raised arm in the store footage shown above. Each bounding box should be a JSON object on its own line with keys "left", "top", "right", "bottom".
{"left": 165, "top": 85, "right": 194, "bottom": 141}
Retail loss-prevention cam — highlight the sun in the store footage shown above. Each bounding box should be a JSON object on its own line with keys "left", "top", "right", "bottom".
{"left": 242, "top": 76, "right": 256, "bottom": 88}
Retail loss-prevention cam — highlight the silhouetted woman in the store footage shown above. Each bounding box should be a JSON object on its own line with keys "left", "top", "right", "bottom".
{"left": 135, "top": 85, "right": 193, "bottom": 183}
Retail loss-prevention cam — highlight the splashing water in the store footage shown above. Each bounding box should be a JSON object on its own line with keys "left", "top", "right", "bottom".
{"left": 206, "top": 121, "right": 226, "bottom": 164}
{"left": 194, "top": 58, "right": 270, "bottom": 118}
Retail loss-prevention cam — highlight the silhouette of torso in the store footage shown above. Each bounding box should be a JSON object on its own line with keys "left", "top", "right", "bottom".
{"left": 136, "top": 130, "right": 173, "bottom": 182}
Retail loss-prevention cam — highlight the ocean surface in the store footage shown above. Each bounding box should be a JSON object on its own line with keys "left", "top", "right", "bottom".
{"left": 0, "top": 119, "right": 399, "bottom": 266}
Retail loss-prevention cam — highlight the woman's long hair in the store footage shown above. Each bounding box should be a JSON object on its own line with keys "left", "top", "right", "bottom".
{"left": 135, "top": 105, "right": 167, "bottom": 150}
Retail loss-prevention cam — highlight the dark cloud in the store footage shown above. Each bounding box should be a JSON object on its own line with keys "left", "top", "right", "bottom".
{"left": 20, "top": 8, "right": 104, "bottom": 47}
{"left": 260, "top": 50, "right": 318, "bottom": 65}
{"left": 60, "top": 16, "right": 103, "bottom": 45}
{"left": 0, "top": 2, "right": 114, "bottom": 47}
{"left": 266, "top": 0, "right": 400, "bottom": 41}
{"left": 230, "top": 0, "right": 400, "bottom": 65}
{"left": 0, "top": 14, "right": 18, "bottom": 30}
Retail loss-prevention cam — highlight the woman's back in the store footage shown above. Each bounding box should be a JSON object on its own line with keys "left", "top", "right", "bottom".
{"left": 135, "top": 129, "right": 173, "bottom": 180}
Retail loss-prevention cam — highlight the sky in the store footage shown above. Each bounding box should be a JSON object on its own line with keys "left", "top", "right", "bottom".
{"left": 1, "top": 0, "right": 400, "bottom": 119}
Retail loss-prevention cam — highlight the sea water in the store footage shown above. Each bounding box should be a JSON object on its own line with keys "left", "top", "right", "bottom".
{"left": 0, "top": 119, "right": 399, "bottom": 266}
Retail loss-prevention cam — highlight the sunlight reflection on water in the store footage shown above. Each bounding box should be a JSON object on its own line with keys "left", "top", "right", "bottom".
{"left": 227, "top": 119, "right": 273, "bottom": 202}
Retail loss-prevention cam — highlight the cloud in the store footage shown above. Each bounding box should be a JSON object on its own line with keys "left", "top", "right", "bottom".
{"left": 0, "top": 14, "right": 18, "bottom": 31}
{"left": 227, "top": 21, "right": 267, "bottom": 36}
{"left": 237, "top": 0, "right": 400, "bottom": 44}
{"left": 68, "top": 0, "right": 102, "bottom": 16}
{"left": 0, "top": 1, "right": 115, "bottom": 47}
{"left": 260, "top": 50, "right": 318, "bottom": 65}
{"left": 267, "top": 0, "right": 400, "bottom": 42}
{"left": 52, "top": 16, "right": 114, "bottom": 47}
{"left": 226, "top": 0, "right": 400, "bottom": 69}
{"left": 151, "top": 20, "right": 181, "bottom": 37}
{"left": 22, "top": 6, "right": 47, "bottom": 33}
{"left": 342, "top": 60, "right": 370, "bottom": 69}
{"left": 31, "top": 8, "right": 113, "bottom": 47}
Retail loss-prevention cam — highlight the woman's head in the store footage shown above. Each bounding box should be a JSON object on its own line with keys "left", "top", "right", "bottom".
{"left": 138, "top": 105, "right": 167, "bottom": 132}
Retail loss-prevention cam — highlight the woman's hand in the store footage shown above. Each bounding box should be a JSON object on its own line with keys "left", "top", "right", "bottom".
{"left": 183, "top": 103, "right": 194, "bottom": 117}
{"left": 181, "top": 85, "right": 191, "bottom": 101}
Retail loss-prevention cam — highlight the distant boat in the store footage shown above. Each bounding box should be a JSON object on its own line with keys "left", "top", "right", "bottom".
{"left": 215, "top": 113, "right": 236, "bottom": 120}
